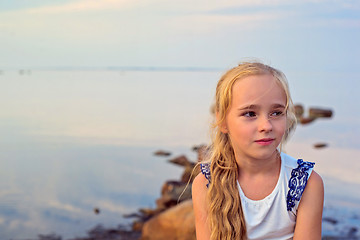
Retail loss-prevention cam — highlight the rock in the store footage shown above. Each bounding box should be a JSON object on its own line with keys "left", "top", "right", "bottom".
{"left": 192, "top": 144, "right": 209, "bottom": 162}
{"left": 309, "top": 108, "right": 333, "bottom": 119}
{"left": 313, "top": 143, "right": 328, "bottom": 149}
{"left": 139, "top": 208, "right": 161, "bottom": 219}
{"left": 168, "top": 155, "right": 195, "bottom": 168}
{"left": 323, "top": 217, "right": 338, "bottom": 225}
{"left": 157, "top": 181, "right": 192, "bottom": 210}
{"left": 154, "top": 150, "right": 171, "bottom": 156}
{"left": 38, "top": 233, "right": 62, "bottom": 240}
{"left": 192, "top": 144, "right": 206, "bottom": 152}
{"left": 181, "top": 165, "right": 200, "bottom": 183}
{"left": 300, "top": 117, "right": 316, "bottom": 125}
{"left": 210, "top": 104, "right": 215, "bottom": 115}
{"left": 87, "top": 224, "right": 141, "bottom": 240}
{"left": 156, "top": 196, "right": 177, "bottom": 210}
{"left": 296, "top": 106, "right": 334, "bottom": 125}
{"left": 132, "top": 220, "right": 145, "bottom": 232}
{"left": 347, "top": 227, "right": 358, "bottom": 237}
{"left": 123, "top": 212, "right": 142, "bottom": 218}
{"left": 126, "top": 207, "right": 163, "bottom": 231}
{"left": 93, "top": 207, "right": 100, "bottom": 215}
{"left": 294, "top": 104, "right": 304, "bottom": 119}
{"left": 140, "top": 200, "right": 196, "bottom": 240}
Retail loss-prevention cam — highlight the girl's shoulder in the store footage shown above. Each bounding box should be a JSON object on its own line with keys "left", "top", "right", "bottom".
{"left": 193, "top": 170, "right": 209, "bottom": 189}
{"left": 281, "top": 152, "right": 315, "bottom": 171}
{"left": 193, "top": 162, "right": 210, "bottom": 195}
{"left": 192, "top": 171, "right": 209, "bottom": 211}
{"left": 192, "top": 169, "right": 212, "bottom": 239}
{"left": 281, "top": 152, "right": 317, "bottom": 212}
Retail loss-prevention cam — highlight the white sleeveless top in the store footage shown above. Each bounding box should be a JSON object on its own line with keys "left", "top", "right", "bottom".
{"left": 200, "top": 152, "right": 315, "bottom": 240}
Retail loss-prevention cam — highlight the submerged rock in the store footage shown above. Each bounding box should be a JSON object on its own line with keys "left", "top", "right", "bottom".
{"left": 314, "top": 143, "right": 328, "bottom": 149}
{"left": 323, "top": 217, "right": 338, "bottom": 225}
{"left": 309, "top": 108, "right": 333, "bottom": 119}
{"left": 154, "top": 150, "right": 172, "bottom": 156}
{"left": 94, "top": 207, "right": 100, "bottom": 215}
{"left": 347, "top": 227, "right": 358, "bottom": 238}
{"left": 295, "top": 105, "right": 334, "bottom": 126}
{"left": 38, "top": 234, "right": 62, "bottom": 240}
{"left": 300, "top": 117, "right": 316, "bottom": 125}
{"left": 86, "top": 224, "right": 141, "bottom": 240}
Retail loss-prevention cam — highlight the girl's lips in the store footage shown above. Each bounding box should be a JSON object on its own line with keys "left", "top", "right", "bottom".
{"left": 255, "top": 138, "right": 275, "bottom": 146}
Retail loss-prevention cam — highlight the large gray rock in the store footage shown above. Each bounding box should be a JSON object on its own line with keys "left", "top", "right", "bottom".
{"left": 140, "top": 200, "right": 196, "bottom": 240}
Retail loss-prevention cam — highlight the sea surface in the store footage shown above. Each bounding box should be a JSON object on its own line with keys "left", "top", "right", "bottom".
{"left": 0, "top": 69, "right": 359, "bottom": 239}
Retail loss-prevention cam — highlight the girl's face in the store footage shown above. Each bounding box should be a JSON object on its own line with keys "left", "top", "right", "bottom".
{"left": 221, "top": 74, "right": 287, "bottom": 162}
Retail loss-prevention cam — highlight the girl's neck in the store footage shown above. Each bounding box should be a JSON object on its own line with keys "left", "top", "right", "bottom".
{"left": 236, "top": 151, "right": 281, "bottom": 177}
{"left": 236, "top": 152, "right": 282, "bottom": 201}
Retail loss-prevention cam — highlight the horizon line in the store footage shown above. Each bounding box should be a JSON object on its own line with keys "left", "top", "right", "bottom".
{"left": 0, "top": 66, "right": 224, "bottom": 72}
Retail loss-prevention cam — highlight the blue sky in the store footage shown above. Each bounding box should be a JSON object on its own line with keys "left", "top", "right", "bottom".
{"left": 0, "top": 0, "right": 359, "bottom": 71}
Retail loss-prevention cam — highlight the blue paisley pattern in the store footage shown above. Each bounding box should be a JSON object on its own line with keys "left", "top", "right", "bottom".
{"left": 200, "top": 163, "right": 211, "bottom": 188}
{"left": 286, "top": 159, "right": 315, "bottom": 211}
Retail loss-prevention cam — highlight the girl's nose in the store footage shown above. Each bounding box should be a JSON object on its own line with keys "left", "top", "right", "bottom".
{"left": 259, "top": 116, "right": 273, "bottom": 132}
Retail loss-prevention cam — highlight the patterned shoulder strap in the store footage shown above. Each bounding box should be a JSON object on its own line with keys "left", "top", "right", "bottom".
{"left": 286, "top": 159, "right": 315, "bottom": 212}
{"left": 200, "top": 162, "right": 211, "bottom": 188}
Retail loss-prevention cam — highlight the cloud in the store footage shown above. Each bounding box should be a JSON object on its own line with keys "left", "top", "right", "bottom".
{"left": 15, "top": 0, "right": 273, "bottom": 15}
{"left": 171, "top": 11, "right": 288, "bottom": 33}
{"left": 12, "top": 0, "right": 137, "bottom": 14}
{"left": 0, "top": 0, "right": 336, "bottom": 16}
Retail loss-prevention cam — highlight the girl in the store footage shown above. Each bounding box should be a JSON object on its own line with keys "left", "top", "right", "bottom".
{"left": 192, "top": 62, "right": 324, "bottom": 240}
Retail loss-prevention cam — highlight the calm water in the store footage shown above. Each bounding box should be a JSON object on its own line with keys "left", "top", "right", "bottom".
{"left": 0, "top": 69, "right": 359, "bottom": 238}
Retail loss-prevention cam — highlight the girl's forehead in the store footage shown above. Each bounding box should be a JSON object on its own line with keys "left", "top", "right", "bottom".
{"left": 231, "top": 74, "right": 286, "bottom": 106}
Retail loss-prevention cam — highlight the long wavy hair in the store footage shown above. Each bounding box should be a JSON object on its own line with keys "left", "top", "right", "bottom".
{"left": 206, "top": 61, "right": 296, "bottom": 240}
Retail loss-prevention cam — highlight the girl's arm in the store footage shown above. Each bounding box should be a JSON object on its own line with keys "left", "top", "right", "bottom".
{"left": 192, "top": 173, "right": 211, "bottom": 240}
{"left": 293, "top": 171, "right": 324, "bottom": 240}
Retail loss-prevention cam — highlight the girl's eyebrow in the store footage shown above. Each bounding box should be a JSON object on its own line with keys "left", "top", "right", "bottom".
{"left": 272, "top": 103, "right": 286, "bottom": 109}
{"left": 237, "top": 103, "right": 286, "bottom": 111}
{"left": 237, "top": 104, "right": 258, "bottom": 111}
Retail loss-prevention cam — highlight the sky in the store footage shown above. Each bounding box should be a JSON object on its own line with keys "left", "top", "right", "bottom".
{"left": 0, "top": 0, "right": 359, "bottom": 71}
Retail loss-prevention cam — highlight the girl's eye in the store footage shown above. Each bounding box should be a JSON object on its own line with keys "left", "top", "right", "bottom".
{"left": 270, "top": 111, "right": 284, "bottom": 117}
{"left": 242, "top": 111, "right": 256, "bottom": 118}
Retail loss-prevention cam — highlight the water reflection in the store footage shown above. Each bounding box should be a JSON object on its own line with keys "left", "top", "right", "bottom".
{"left": 0, "top": 122, "right": 187, "bottom": 238}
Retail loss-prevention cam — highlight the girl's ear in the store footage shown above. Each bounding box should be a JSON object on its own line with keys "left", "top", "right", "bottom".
{"left": 216, "top": 112, "right": 228, "bottom": 133}
{"left": 220, "top": 124, "right": 228, "bottom": 133}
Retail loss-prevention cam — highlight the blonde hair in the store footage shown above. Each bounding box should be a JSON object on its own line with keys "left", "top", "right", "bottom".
{"left": 206, "top": 61, "right": 296, "bottom": 240}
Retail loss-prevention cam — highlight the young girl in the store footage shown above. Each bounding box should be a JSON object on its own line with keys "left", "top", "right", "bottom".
{"left": 192, "top": 62, "right": 324, "bottom": 240}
